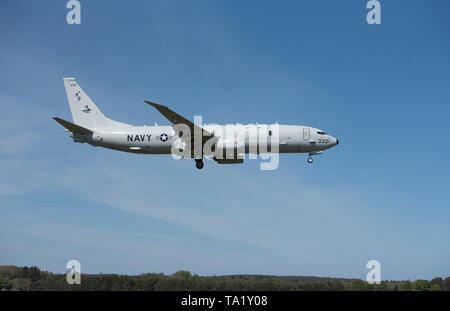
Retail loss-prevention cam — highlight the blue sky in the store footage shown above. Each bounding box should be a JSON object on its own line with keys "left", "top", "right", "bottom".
{"left": 0, "top": 0, "right": 449, "bottom": 280}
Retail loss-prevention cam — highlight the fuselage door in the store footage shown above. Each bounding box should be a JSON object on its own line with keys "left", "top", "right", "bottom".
{"left": 303, "top": 128, "right": 310, "bottom": 141}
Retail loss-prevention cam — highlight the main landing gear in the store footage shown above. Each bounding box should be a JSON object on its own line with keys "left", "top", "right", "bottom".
{"left": 195, "top": 159, "right": 204, "bottom": 169}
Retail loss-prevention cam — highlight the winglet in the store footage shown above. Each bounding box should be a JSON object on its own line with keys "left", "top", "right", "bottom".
{"left": 52, "top": 117, "right": 93, "bottom": 134}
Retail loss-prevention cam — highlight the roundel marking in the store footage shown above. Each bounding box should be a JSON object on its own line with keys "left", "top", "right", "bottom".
{"left": 160, "top": 133, "right": 168, "bottom": 142}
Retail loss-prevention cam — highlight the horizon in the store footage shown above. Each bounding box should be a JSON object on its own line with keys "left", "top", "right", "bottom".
{"left": 1, "top": 264, "right": 443, "bottom": 282}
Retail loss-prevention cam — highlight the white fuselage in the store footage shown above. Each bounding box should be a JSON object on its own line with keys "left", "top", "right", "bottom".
{"left": 75, "top": 124, "right": 338, "bottom": 157}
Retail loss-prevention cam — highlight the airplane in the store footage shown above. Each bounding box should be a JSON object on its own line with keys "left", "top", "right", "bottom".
{"left": 53, "top": 78, "right": 339, "bottom": 169}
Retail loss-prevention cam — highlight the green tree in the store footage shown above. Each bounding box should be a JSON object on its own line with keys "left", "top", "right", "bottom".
{"left": 414, "top": 280, "right": 431, "bottom": 291}
{"left": 443, "top": 277, "right": 450, "bottom": 291}
{"left": 347, "top": 280, "right": 366, "bottom": 291}
{"left": 172, "top": 270, "right": 192, "bottom": 280}
{"left": 374, "top": 281, "right": 391, "bottom": 291}
{"left": 431, "top": 284, "right": 441, "bottom": 291}
{"left": 399, "top": 281, "right": 413, "bottom": 291}
{"left": 10, "top": 278, "right": 31, "bottom": 291}
{"left": 0, "top": 276, "right": 12, "bottom": 291}
{"left": 430, "top": 277, "right": 443, "bottom": 290}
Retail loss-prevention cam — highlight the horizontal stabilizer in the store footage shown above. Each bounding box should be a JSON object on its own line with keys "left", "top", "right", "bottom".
{"left": 52, "top": 117, "right": 93, "bottom": 134}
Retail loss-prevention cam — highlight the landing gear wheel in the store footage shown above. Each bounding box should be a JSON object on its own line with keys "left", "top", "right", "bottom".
{"left": 307, "top": 157, "right": 313, "bottom": 164}
{"left": 195, "top": 159, "right": 204, "bottom": 169}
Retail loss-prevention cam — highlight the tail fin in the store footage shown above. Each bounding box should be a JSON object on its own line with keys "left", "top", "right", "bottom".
{"left": 63, "top": 78, "right": 111, "bottom": 129}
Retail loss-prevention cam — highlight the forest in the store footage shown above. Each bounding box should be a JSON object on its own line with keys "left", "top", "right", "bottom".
{"left": 0, "top": 265, "right": 448, "bottom": 291}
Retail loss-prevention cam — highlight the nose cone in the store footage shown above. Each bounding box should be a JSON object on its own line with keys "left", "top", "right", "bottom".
{"left": 336, "top": 138, "right": 339, "bottom": 145}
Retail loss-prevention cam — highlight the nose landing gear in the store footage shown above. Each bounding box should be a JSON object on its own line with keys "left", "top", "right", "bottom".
{"left": 307, "top": 151, "right": 322, "bottom": 164}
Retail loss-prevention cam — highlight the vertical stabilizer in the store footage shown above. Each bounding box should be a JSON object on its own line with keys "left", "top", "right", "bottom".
{"left": 63, "top": 78, "right": 111, "bottom": 129}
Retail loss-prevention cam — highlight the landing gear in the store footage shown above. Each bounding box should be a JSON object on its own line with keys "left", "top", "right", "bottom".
{"left": 307, "top": 151, "right": 319, "bottom": 164}
{"left": 195, "top": 159, "right": 204, "bottom": 169}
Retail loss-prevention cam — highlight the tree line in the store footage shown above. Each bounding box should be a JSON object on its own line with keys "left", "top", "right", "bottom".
{"left": 0, "top": 266, "right": 449, "bottom": 291}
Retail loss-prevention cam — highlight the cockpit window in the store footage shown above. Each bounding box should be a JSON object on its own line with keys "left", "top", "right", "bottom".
{"left": 317, "top": 131, "right": 326, "bottom": 135}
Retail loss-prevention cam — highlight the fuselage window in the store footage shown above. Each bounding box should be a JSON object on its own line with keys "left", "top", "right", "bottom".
{"left": 269, "top": 130, "right": 272, "bottom": 136}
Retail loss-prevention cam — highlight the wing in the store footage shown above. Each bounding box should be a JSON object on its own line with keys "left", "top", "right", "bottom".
{"left": 143, "top": 101, "right": 215, "bottom": 143}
